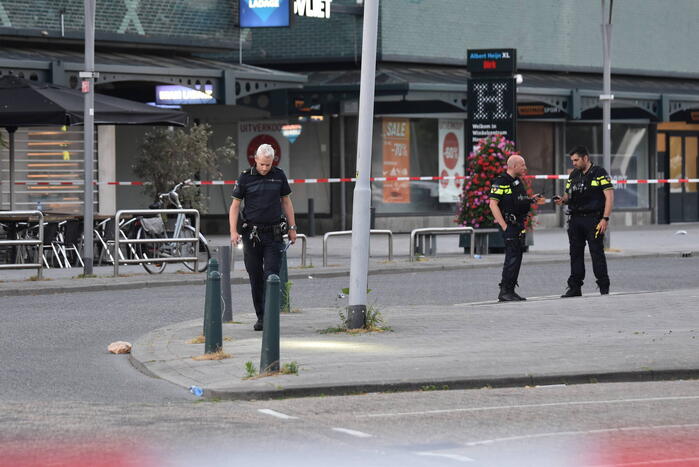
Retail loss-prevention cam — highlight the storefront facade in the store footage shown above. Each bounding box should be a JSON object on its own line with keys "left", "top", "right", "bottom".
{"left": 2, "top": 0, "right": 699, "bottom": 233}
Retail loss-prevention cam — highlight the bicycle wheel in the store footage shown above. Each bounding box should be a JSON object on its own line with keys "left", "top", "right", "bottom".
{"left": 135, "top": 227, "right": 166, "bottom": 274}
{"left": 181, "top": 225, "right": 210, "bottom": 272}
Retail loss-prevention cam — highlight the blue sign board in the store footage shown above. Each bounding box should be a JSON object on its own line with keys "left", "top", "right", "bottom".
{"left": 240, "top": 0, "right": 290, "bottom": 28}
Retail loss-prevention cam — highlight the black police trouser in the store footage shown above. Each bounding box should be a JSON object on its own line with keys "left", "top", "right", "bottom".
{"left": 500, "top": 224, "right": 525, "bottom": 289}
{"left": 567, "top": 215, "right": 609, "bottom": 289}
{"left": 242, "top": 231, "right": 283, "bottom": 320}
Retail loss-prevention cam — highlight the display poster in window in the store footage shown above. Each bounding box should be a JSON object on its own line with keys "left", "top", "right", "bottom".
{"left": 438, "top": 119, "right": 465, "bottom": 203}
{"left": 238, "top": 120, "right": 290, "bottom": 175}
{"left": 382, "top": 118, "right": 411, "bottom": 204}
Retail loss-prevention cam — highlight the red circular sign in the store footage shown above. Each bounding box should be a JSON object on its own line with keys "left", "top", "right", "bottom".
{"left": 455, "top": 176, "right": 462, "bottom": 190}
{"left": 440, "top": 169, "right": 449, "bottom": 188}
{"left": 247, "top": 134, "right": 282, "bottom": 167}
{"left": 442, "top": 132, "right": 459, "bottom": 170}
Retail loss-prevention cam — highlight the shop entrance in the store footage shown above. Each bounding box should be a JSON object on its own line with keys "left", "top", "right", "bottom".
{"left": 668, "top": 133, "right": 699, "bottom": 222}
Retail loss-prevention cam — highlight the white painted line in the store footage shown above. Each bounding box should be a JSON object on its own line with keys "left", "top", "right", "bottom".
{"left": 463, "top": 423, "right": 699, "bottom": 447}
{"left": 361, "top": 395, "right": 699, "bottom": 418}
{"left": 258, "top": 409, "right": 298, "bottom": 420}
{"left": 415, "top": 451, "right": 474, "bottom": 462}
{"left": 332, "top": 427, "right": 373, "bottom": 438}
{"left": 535, "top": 384, "right": 567, "bottom": 388}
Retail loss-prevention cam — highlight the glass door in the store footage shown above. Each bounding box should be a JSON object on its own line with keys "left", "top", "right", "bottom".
{"left": 668, "top": 134, "right": 699, "bottom": 222}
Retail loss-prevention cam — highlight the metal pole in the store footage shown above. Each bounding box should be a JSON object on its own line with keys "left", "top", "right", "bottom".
{"left": 83, "top": 0, "right": 95, "bottom": 275}
{"left": 340, "top": 117, "right": 347, "bottom": 230}
{"left": 346, "top": 0, "right": 379, "bottom": 330}
{"left": 308, "top": 198, "right": 316, "bottom": 237}
{"left": 601, "top": 0, "right": 613, "bottom": 248}
{"left": 8, "top": 127, "right": 16, "bottom": 210}
{"left": 220, "top": 245, "right": 233, "bottom": 322}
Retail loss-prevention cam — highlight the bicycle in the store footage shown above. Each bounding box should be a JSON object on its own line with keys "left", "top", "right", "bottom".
{"left": 131, "top": 180, "right": 211, "bottom": 274}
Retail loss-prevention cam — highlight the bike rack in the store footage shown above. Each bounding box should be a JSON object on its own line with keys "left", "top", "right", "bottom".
{"left": 113, "top": 209, "right": 200, "bottom": 276}
{"left": 409, "top": 227, "right": 499, "bottom": 261}
{"left": 322, "top": 229, "right": 393, "bottom": 267}
{"left": 0, "top": 210, "right": 44, "bottom": 279}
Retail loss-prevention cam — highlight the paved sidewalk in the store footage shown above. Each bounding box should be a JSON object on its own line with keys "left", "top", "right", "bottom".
{"left": 131, "top": 287, "right": 699, "bottom": 400}
{"left": 1, "top": 223, "right": 697, "bottom": 296}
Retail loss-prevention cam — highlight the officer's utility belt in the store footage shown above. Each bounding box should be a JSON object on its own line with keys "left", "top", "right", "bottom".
{"left": 569, "top": 210, "right": 602, "bottom": 218}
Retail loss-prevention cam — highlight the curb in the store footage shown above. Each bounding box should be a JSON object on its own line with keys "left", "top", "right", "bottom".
{"left": 172, "top": 369, "right": 699, "bottom": 401}
{"left": 2, "top": 250, "right": 695, "bottom": 297}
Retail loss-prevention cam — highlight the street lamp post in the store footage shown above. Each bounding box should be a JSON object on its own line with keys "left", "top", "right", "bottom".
{"left": 82, "top": 0, "right": 96, "bottom": 275}
{"left": 601, "top": 0, "right": 614, "bottom": 248}
{"left": 346, "top": 0, "right": 379, "bottom": 329}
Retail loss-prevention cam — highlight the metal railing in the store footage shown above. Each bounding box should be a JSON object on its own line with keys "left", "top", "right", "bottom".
{"left": 0, "top": 210, "right": 44, "bottom": 278}
{"left": 113, "top": 209, "right": 200, "bottom": 276}
{"left": 323, "top": 229, "right": 393, "bottom": 267}
{"left": 409, "top": 226, "right": 499, "bottom": 262}
{"left": 287, "top": 233, "right": 307, "bottom": 267}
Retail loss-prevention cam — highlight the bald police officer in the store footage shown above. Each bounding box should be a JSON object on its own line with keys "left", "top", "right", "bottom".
{"left": 229, "top": 144, "right": 297, "bottom": 331}
{"left": 489, "top": 155, "right": 542, "bottom": 302}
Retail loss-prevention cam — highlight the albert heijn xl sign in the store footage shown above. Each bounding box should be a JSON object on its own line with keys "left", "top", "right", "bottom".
{"left": 239, "top": 0, "right": 333, "bottom": 28}
{"left": 466, "top": 49, "right": 518, "bottom": 152}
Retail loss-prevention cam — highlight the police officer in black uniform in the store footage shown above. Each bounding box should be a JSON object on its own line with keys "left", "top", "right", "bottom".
{"left": 229, "top": 144, "right": 297, "bottom": 331}
{"left": 489, "top": 155, "right": 542, "bottom": 302}
{"left": 554, "top": 146, "right": 614, "bottom": 297}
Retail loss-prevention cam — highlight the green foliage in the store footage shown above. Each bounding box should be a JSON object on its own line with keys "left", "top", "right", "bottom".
{"left": 133, "top": 123, "right": 235, "bottom": 212}
{"left": 244, "top": 361, "right": 257, "bottom": 378}
{"left": 280, "top": 361, "right": 299, "bottom": 375}
{"left": 455, "top": 134, "right": 538, "bottom": 230}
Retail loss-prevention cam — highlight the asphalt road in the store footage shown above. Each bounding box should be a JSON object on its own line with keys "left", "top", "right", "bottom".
{"left": 0, "top": 256, "right": 697, "bottom": 404}
{"left": 3, "top": 381, "right": 699, "bottom": 466}
{"left": 2, "top": 255, "right": 699, "bottom": 465}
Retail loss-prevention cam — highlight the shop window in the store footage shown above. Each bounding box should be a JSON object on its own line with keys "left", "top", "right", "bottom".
{"left": 0, "top": 127, "right": 96, "bottom": 213}
{"left": 565, "top": 123, "right": 649, "bottom": 209}
{"left": 517, "top": 122, "right": 555, "bottom": 211}
{"left": 369, "top": 118, "right": 459, "bottom": 215}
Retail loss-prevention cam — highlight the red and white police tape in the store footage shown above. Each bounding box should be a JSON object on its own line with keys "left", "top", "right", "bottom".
{"left": 9, "top": 175, "right": 699, "bottom": 186}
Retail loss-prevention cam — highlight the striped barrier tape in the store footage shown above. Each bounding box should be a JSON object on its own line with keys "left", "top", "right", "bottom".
{"left": 8, "top": 176, "right": 699, "bottom": 186}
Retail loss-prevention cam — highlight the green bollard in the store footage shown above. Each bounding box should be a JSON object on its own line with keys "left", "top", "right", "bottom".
{"left": 279, "top": 250, "right": 290, "bottom": 313}
{"left": 204, "top": 258, "right": 223, "bottom": 354}
{"left": 260, "top": 274, "right": 280, "bottom": 373}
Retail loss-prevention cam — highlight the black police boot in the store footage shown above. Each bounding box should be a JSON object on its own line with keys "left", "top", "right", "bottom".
{"left": 512, "top": 283, "right": 527, "bottom": 301}
{"left": 254, "top": 319, "right": 263, "bottom": 331}
{"left": 561, "top": 286, "right": 582, "bottom": 298}
{"left": 598, "top": 282, "right": 610, "bottom": 295}
{"left": 498, "top": 283, "right": 520, "bottom": 302}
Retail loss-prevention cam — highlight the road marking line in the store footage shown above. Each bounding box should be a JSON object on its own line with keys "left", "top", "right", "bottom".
{"left": 332, "top": 427, "right": 373, "bottom": 438}
{"left": 360, "top": 396, "right": 699, "bottom": 418}
{"left": 463, "top": 423, "right": 699, "bottom": 447}
{"left": 258, "top": 409, "right": 298, "bottom": 420}
{"left": 415, "top": 451, "right": 474, "bottom": 462}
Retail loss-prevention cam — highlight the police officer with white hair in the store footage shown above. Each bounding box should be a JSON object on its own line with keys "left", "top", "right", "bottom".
{"left": 229, "top": 144, "right": 297, "bottom": 331}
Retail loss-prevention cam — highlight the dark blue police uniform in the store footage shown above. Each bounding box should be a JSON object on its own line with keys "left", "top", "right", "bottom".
{"left": 489, "top": 172, "right": 533, "bottom": 301}
{"left": 564, "top": 164, "right": 613, "bottom": 293}
{"left": 232, "top": 166, "right": 291, "bottom": 322}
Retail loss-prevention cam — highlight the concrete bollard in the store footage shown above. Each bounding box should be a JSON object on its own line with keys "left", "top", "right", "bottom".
{"left": 279, "top": 250, "right": 290, "bottom": 313}
{"left": 203, "top": 258, "right": 223, "bottom": 354}
{"left": 260, "top": 274, "right": 280, "bottom": 373}
{"left": 219, "top": 245, "right": 233, "bottom": 322}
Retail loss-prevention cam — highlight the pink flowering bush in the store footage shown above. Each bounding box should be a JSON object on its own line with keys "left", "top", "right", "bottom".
{"left": 455, "top": 134, "right": 538, "bottom": 230}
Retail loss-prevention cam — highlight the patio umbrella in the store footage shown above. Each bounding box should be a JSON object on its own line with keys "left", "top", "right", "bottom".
{"left": 0, "top": 75, "right": 187, "bottom": 208}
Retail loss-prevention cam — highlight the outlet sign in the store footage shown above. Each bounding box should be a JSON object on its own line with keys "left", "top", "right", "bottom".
{"left": 294, "top": 0, "right": 333, "bottom": 18}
